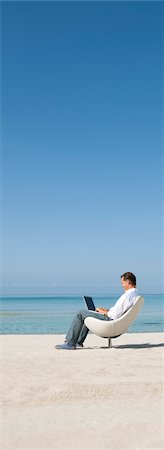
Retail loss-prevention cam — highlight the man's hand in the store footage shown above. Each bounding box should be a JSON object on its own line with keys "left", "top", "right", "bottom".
{"left": 96, "top": 307, "right": 109, "bottom": 316}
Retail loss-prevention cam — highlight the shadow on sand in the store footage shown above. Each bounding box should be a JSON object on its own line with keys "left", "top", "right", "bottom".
{"left": 112, "top": 342, "right": 164, "bottom": 349}
{"left": 82, "top": 342, "right": 164, "bottom": 350}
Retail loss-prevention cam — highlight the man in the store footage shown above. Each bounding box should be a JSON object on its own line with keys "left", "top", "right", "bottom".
{"left": 55, "top": 272, "right": 138, "bottom": 350}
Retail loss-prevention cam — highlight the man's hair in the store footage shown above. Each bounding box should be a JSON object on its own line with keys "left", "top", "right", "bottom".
{"left": 121, "top": 272, "right": 136, "bottom": 286}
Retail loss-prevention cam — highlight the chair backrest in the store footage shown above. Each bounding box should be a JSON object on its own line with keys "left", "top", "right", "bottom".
{"left": 84, "top": 295, "right": 144, "bottom": 338}
{"left": 112, "top": 295, "right": 144, "bottom": 336}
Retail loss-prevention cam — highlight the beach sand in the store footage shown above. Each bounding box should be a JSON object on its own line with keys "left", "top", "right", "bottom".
{"left": 0, "top": 333, "right": 164, "bottom": 450}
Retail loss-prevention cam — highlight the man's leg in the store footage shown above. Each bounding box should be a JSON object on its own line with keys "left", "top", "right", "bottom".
{"left": 66, "top": 309, "right": 110, "bottom": 346}
{"left": 77, "top": 311, "right": 111, "bottom": 345}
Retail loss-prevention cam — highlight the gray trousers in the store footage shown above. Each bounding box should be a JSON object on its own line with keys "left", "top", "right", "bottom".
{"left": 65, "top": 309, "right": 111, "bottom": 346}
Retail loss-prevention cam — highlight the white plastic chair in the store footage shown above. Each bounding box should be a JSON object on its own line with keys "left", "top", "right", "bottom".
{"left": 84, "top": 295, "right": 144, "bottom": 348}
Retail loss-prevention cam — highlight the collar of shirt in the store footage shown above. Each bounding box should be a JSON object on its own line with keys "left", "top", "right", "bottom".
{"left": 124, "top": 288, "right": 137, "bottom": 294}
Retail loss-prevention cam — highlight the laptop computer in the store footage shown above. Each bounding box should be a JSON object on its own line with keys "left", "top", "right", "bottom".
{"left": 83, "top": 296, "right": 96, "bottom": 311}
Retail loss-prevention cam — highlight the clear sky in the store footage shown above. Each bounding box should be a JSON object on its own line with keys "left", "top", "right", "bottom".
{"left": 1, "top": 1, "right": 163, "bottom": 295}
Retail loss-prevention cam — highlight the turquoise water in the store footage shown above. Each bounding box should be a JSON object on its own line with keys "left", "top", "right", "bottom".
{"left": 0, "top": 295, "right": 163, "bottom": 334}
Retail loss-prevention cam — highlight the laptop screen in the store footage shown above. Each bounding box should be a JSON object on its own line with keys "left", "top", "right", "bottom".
{"left": 83, "top": 296, "right": 95, "bottom": 311}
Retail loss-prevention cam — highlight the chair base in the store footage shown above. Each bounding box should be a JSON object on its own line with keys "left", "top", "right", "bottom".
{"left": 108, "top": 338, "right": 112, "bottom": 348}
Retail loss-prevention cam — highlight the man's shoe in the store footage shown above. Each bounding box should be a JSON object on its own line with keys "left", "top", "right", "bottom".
{"left": 76, "top": 343, "right": 84, "bottom": 348}
{"left": 55, "top": 342, "right": 76, "bottom": 350}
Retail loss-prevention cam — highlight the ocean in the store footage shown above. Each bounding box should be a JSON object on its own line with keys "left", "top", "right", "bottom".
{"left": 0, "top": 294, "right": 163, "bottom": 334}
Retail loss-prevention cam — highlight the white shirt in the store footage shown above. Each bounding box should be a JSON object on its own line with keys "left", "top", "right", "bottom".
{"left": 108, "top": 288, "right": 138, "bottom": 320}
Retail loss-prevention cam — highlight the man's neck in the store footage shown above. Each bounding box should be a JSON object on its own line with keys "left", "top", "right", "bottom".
{"left": 126, "top": 285, "right": 136, "bottom": 291}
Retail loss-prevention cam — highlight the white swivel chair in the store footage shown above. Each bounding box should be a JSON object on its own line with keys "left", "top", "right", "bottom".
{"left": 84, "top": 295, "right": 144, "bottom": 348}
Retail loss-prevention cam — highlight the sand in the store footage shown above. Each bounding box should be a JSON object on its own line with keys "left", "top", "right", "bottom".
{"left": 0, "top": 333, "right": 164, "bottom": 450}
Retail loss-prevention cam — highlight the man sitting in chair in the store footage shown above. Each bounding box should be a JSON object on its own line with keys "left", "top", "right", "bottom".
{"left": 55, "top": 272, "right": 138, "bottom": 350}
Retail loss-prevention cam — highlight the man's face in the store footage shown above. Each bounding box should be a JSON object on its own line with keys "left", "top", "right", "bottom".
{"left": 121, "top": 277, "right": 130, "bottom": 290}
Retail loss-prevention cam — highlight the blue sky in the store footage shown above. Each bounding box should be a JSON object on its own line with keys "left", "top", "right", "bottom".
{"left": 1, "top": 1, "right": 163, "bottom": 295}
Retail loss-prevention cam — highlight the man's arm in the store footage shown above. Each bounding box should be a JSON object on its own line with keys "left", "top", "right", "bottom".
{"left": 96, "top": 307, "right": 109, "bottom": 316}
